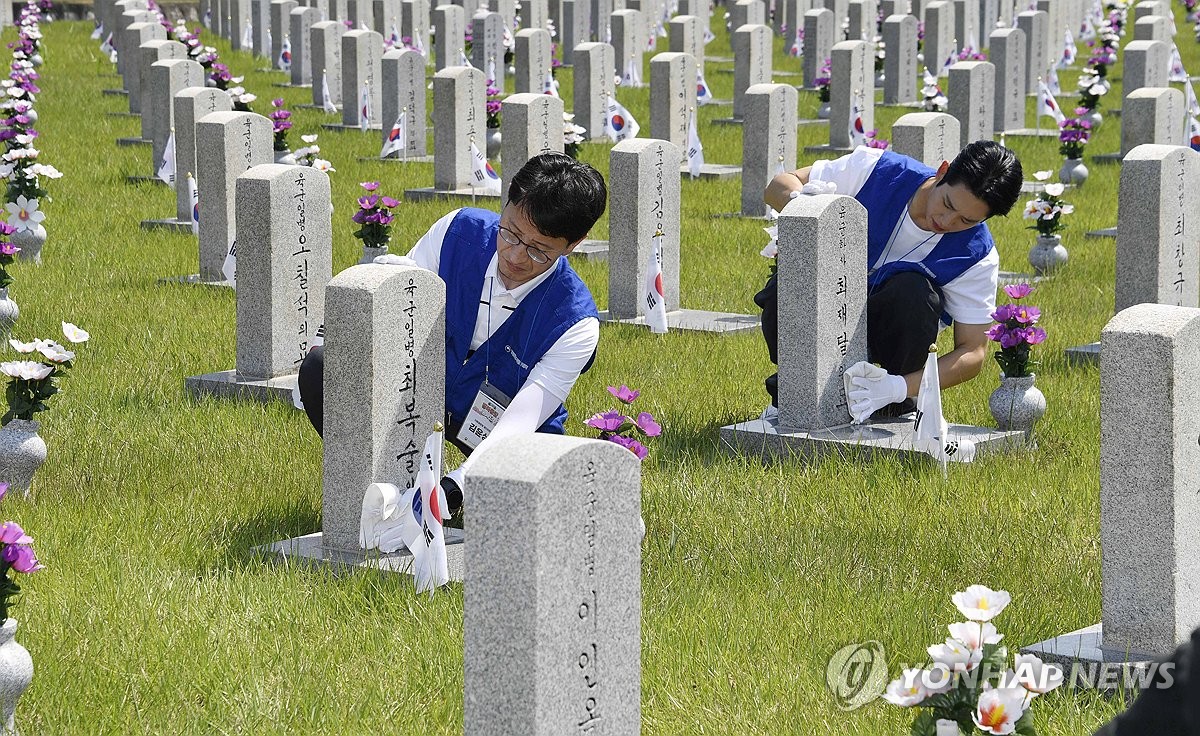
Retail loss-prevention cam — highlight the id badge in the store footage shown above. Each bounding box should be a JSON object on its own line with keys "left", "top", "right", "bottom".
{"left": 456, "top": 381, "right": 511, "bottom": 450}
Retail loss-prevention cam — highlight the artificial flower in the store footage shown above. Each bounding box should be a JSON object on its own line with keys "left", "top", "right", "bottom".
{"left": 607, "top": 385, "right": 640, "bottom": 404}
{"left": 0, "top": 359, "right": 51, "bottom": 380}
{"left": 0, "top": 522, "right": 30, "bottom": 545}
{"left": 61, "top": 322, "right": 89, "bottom": 343}
{"left": 1011, "top": 652, "right": 1065, "bottom": 695}
{"left": 881, "top": 669, "right": 929, "bottom": 707}
{"left": 948, "top": 621, "right": 1004, "bottom": 650}
{"left": 4, "top": 195, "right": 43, "bottom": 231}
{"left": 585, "top": 410, "right": 626, "bottom": 432}
{"left": 972, "top": 687, "right": 1028, "bottom": 735}
{"left": 952, "top": 584, "right": 1012, "bottom": 622}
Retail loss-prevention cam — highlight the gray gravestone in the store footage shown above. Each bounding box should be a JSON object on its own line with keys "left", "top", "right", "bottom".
{"left": 273, "top": 0, "right": 298, "bottom": 66}
{"left": 847, "top": 0, "right": 877, "bottom": 40}
{"left": 118, "top": 16, "right": 161, "bottom": 87}
{"left": 561, "top": 0, "right": 590, "bottom": 66}
{"left": 882, "top": 14, "right": 918, "bottom": 104}
{"left": 453, "top": 0, "right": 480, "bottom": 24}
{"left": 891, "top": 111, "right": 961, "bottom": 167}
{"left": 1115, "top": 145, "right": 1200, "bottom": 312}
{"left": 822, "top": 39, "right": 873, "bottom": 149}
{"left": 777, "top": 194, "right": 868, "bottom": 430}
{"left": 608, "top": 139, "right": 682, "bottom": 319}
{"left": 1099, "top": 303, "right": 1200, "bottom": 657}
{"left": 433, "top": 4, "right": 465, "bottom": 70}
{"left": 311, "top": 20, "right": 346, "bottom": 106}
{"left": 990, "top": 27, "right": 1026, "bottom": 131}
{"left": 978, "top": 0, "right": 998, "bottom": 36}
{"left": 501, "top": 94, "right": 566, "bottom": 199}
{"left": 1016, "top": 10, "right": 1046, "bottom": 93}
{"left": 1133, "top": 0, "right": 1170, "bottom": 21}
{"left": 174, "top": 88, "right": 233, "bottom": 225}
{"left": 591, "top": 0, "right": 612, "bottom": 39}
{"left": 668, "top": 15, "right": 704, "bottom": 74}
{"left": 433, "top": 65, "right": 486, "bottom": 189}
{"left": 803, "top": 9, "right": 834, "bottom": 89}
{"left": 252, "top": 0, "right": 272, "bottom": 57}
{"left": 1033, "top": 0, "right": 1057, "bottom": 68}
{"left": 574, "top": 42, "right": 616, "bottom": 140}
{"left": 947, "top": 60, "right": 994, "bottom": 147}
{"left": 526, "top": 0, "right": 550, "bottom": 30}
{"left": 463, "top": 435, "right": 641, "bottom": 736}
{"left": 1133, "top": 14, "right": 1172, "bottom": 41}
{"left": 924, "top": 1, "right": 954, "bottom": 78}
{"left": 291, "top": 6, "right": 320, "bottom": 84}
{"left": 400, "top": 0, "right": 430, "bottom": 62}
{"left": 515, "top": 27, "right": 552, "bottom": 93}
{"left": 472, "top": 12, "right": 506, "bottom": 91}
{"left": 230, "top": 0, "right": 250, "bottom": 50}
{"left": 146, "top": 59, "right": 204, "bottom": 180}
{"left": 1122, "top": 40, "right": 1170, "bottom": 105}
{"left": 341, "top": 29, "right": 384, "bottom": 128}
{"left": 195, "top": 112, "right": 273, "bottom": 282}
{"left": 1121, "top": 88, "right": 1184, "bottom": 156}
{"left": 732, "top": 24, "right": 772, "bottom": 119}
{"left": 381, "top": 48, "right": 428, "bottom": 157}
{"left": 496, "top": 0, "right": 518, "bottom": 33}
{"left": 730, "top": 0, "right": 766, "bottom": 29}
{"left": 321, "top": 264, "right": 446, "bottom": 551}
{"left": 951, "top": 0, "right": 977, "bottom": 50}
{"left": 128, "top": 32, "right": 173, "bottom": 115}
{"left": 612, "top": 9, "right": 644, "bottom": 83}
{"left": 742, "top": 83, "right": 798, "bottom": 216}
{"left": 347, "top": 0, "right": 371, "bottom": 27}
{"left": 649, "top": 52, "right": 697, "bottom": 150}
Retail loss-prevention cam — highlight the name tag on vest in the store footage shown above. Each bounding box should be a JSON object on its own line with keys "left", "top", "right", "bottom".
{"left": 456, "top": 381, "right": 512, "bottom": 450}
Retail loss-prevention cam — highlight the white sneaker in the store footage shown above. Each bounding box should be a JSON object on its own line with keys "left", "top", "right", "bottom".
{"left": 760, "top": 404, "right": 779, "bottom": 424}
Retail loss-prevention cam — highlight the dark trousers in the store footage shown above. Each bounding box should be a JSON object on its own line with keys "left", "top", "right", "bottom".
{"left": 754, "top": 270, "right": 944, "bottom": 407}
{"left": 1093, "top": 627, "right": 1200, "bottom": 736}
{"left": 297, "top": 346, "right": 326, "bottom": 437}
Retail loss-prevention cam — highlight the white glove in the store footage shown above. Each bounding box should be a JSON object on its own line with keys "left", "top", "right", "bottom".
{"left": 799, "top": 180, "right": 838, "bottom": 195}
{"left": 360, "top": 482, "right": 402, "bottom": 550}
{"left": 372, "top": 254, "right": 418, "bottom": 267}
{"left": 844, "top": 361, "right": 909, "bottom": 424}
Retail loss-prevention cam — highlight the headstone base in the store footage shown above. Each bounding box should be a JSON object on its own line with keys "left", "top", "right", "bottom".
{"left": 356, "top": 154, "right": 436, "bottom": 164}
{"left": 321, "top": 122, "right": 384, "bottom": 132}
{"left": 106, "top": 111, "right": 140, "bottom": 118}
{"left": 1091, "top": 152, "right": 1123, "bottom": 165}
{"left": 272, "top": 82, "right": 313, "bottom": 88}
{"left": 140, "top": 217, "right": 193, "bottom": 233}
{"left": 102, "top": 88, "right": 130, "bottom": 96}
{"left": 1064, "top": 341, "right": 1099, "bottom": 366}
{"left": 403, "top": 186, "right": 502, "bottom": 203}
{"left": 157, "top": 274, "right": 235, "bottom": 289}
{"left": 719, "top": 415, "right": 1025, "bottom": 462}
{"left": 803, "top": 143, "right": 856, "bottom": 154}
{"left": 1085, "top": 227, "right": 1117, "bottom": 238}
{"left": 680, "top": 163, "right": 741, "bottom": 179}
{"left": 126, "top": 175, "right": 168, "bottom": 186}
{"left": 256, "top": 529, "right": 466, "bottom": 581}
{"left": 116, "top": 137, "right": 152, "bottom": 147}
{"left": 568, "top": 239, "right": 609, "bottom": 261}
{"left": 296, "top": 103, "right": 342, "bottom": 111}
{"left": 1001, "top": 128, "right": 1059, "bottom": 137}
{"left": 599, "top": 308, "right": 760, "bottom": 334}
{"left": 184, "top": 369, "right": 300, "bottom": 405}
{"left": 1021, "top": 623, "right": 1158, "bottom": 695}
{"left": 795, "top": 118, "right": 832, "bottom": 126}
{"left": 698, "top": 98, "right": 732, "bottom": 106}
{"left": 876, "top": 101, "right": 925, "bottom": 109}
{"left": 710, "top": 116, "right": 744, "bottom": 126}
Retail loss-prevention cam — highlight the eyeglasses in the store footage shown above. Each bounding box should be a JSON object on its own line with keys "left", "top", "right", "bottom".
{"left": 498, "top": 224, "right": 555, "bottom": 264}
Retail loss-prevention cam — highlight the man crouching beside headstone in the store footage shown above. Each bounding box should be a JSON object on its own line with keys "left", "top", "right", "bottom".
{"left": 757, "top": 141, "right": 1024, "bottom": 423}
{"left": 297, "top": 153, "right": 607, "bottom": 514}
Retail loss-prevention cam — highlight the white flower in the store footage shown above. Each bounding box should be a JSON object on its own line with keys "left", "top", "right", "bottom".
{"left": 952, "top": 585, "right": 1012, "bottom": 622}
{"left": 0, "top": 163, "right": 14, "bottom": 178}
{"left": 13, "top": 134, "right": 35, "bottom": 146}
{"left": 311, "top": 158, "right": 335, "bottom": 172}
{"left": 28, "top": 163, "right": 60, "bottom": 179}
{"left": 1033, "top": 169, "right": 1053, "bottom": 181}
{"left": 1044, "top": 182, "right": 1066, "bottom": 196}
{"left": 1089, "top": 84, "right": 1108, "bottom": 95}
{"left": 230, "top": 75, "right": 245, "bottom": 84}
{"left": 1011, "top": 652, "right": 1065, "bottom": 694}
{"left": 919, "top": 664, "right": 956, "bottom": 695}
{"left": 972, "top": 687, "right": 1028, "bottom": 735}
{"left": 301, "top": 133, "right": 319, "bottom": 144}
{"left": 6, "top": 88, "right": 26, "bottom": 99}
{"left": 61, "top": 322, "right": 89, "bottom": 343}
{"left": 881, "top": 668, "right": 930, "bottom": 707}
{"left": 948, "top": 621, "right": 1004, "bottom": 650}
{"left": 5, "top": 195, "right": 43, "bottom": 231}
{"left": 0, "top": 360, "right": 52, "bottom": 380}
{"left": 1060, "top": 204, "right": 1075, "bottom": 215}
{"left": 36, "top": 341, "right": 73, "bottom": 363}
{"left": 927, "top": 639, "right": 983, "bottom": 672}
{"left": 238, "top": 93, "right": 257, "bottom": 104}
{"left": 7, "top": 338, "right": 36, "bottom": 353}
{"left": 228, "top": 86, "right": 245, "bottom": 96}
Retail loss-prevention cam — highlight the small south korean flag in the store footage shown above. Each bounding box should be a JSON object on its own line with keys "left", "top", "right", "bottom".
{"left": 321, "top": 70, "right": 337, "bottom": 114}
{"left": 643, "top": 232, "right": 669, "bottom": 334}
{"left": 279, "top": 35, "right": 292, "bottom": 71}
{"left": 157, "top": 129, "right": 176, "bottom": 186}
{"left": 381, "top": 109, "right": 406, "bottom": 158}
{"left": 221, "top": 239, "right": 237, "bottom": 288}
{"left": 686, "top": 109, "right": 704, "bottom": 179}
{"left": 470, "top": 140, "right": 502, "bottom": 194}
{"left": 696, "top": 70, "right": 714, "bottom": 105}
{"left": 188, "top": 172, "right": 199, "bottom": 236}
{"left": 359, "top": 83, "right": 371, "bottom": 132}
{"left": 604, "top": 95, "right": 640, "bottom": 142}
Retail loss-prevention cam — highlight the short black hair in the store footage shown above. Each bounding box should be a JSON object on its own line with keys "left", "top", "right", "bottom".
{"left": 507, "top": 153, "right": 607, "bottom": 243}
{"left": 939, "top": 140, "right": 1024, "bottom": 218}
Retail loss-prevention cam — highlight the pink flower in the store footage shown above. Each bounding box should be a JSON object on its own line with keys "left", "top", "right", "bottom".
{"left": 2, "top": 543, "right": 41, "bottom": 573}
{"left": 0, "top": 522, "right": 31, "bottom": 545}
{"left": 1025, "top": 327, "right": 1047, "bottom": 345}
{"left": 635, "top": 411, "right": 661, "bottom": 436}
{"left": 609, "top": 434, "right": 649, "bottom": 460}
{"left": 359, "top": 181, "right": 380, "bottom": 191}
{"left": 585, "top": 410, "right": 626, "bottom": 432}
{"left": 0, "top": 482, "right": 6, "bottom": 501}
{"left": 1003, "top": 283, "right": 1032, "bottom": 300}
{"left": 0, "top": 243, "right": 18, "bottom": 257}
{"left": 380, "top": 196, "right": 400, "bottom": 208}
{"left": 607, "top": 385, "right": 640, "bottom": 404}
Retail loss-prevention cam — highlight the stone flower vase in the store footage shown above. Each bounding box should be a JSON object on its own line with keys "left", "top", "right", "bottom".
{"left": 274, "top": 149, "right": 297, "bottom": 165}
{"left": 0, "top": 290, "right": 17, "bottom": 337}
{"left": 10, "top": 227, "right": 44, "bottom": 266}
{"left": 1059, "top": 157, "right": 1088, "bottom": 185}
{"left": 358, "top": 243, "right": 389, "bottom": 264}
{"left": 0, "top": 620, "right": 31, "bottom": 736}
{"left": 485, "top": 127, "right": 502, "bottom": 160}
{"left": 1085, "top": 109, "right": 1102, "bottom": 129}
{"left": 0, "top": 420, "right": 47, "bottom": 497}
{"left": 817, "top": 101, "right": 831, "bottom": 119}
{"left": 1029, "top": 234, "right": 1068, "bottom": 275}
{"left": 989, "top": 373, "right": 1046, "bottom": 442}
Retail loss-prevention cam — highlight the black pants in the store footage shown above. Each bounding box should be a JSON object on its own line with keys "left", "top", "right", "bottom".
{"left": 754, "top": 270, "right": 944, "bottom": 407}
{"left": 1093, "top": 626, "right": 1200, "bottom": 736}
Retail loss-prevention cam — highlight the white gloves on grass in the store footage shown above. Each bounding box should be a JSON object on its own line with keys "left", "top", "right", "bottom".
{"left": 844, "top": 361, "right": 909, "bottom": 424}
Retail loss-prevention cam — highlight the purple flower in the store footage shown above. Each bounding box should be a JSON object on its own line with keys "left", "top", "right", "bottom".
{"left": 1013, "top": 305, "right": 1041, "bottom": 325}
{"left": 1003, "top": 283, "right": 1032, "bottom": 300}
{"left": 985, "top": 323, "right": 1006, "bottom": 342}
{"left": 357, "top": 194, "right": 380, "bottom": 210}
{"left": 360, "top": 181, "right": 380, "bottom": 192}
{"left": 377, "top": 211, "right": 394, "bottom": 226}
{"left": 380, "top": 196, "right": 400, "bottom": 208}
{"left": 351, "top": 209, "right": 368, "bottom": 224}
{"left": 586, "top": 410, "right": 626, "bottom": 432}
{"left": 999, "top": 328, "right": 1025, "bottom": 349}
{"left": 0, "top": 243, "right": 18, "bottom": 257}
{"left": 991, "top": 304, "right": 1018, "bottom": 323}
{"left": 0, "top": 482, "right": 6, "bottom": 502}
{"left": 1025, "top": 327, "right": 1048, "bottom": 345}
{"left": 0, "top": 522, "right": 31, "bottom": 545}
{"left": 2, "top": 544, "right": 41, "bottom": 574}
{"left": 635, "top": 411, "right": 661, "bottom": 437}
{"left": 272, "top": 97, "right": 285, "bottom": 107}
{"left": 607, "top": 385, "right": 640, "bottom": 404}
{"left": 608, "top": 434, "right": 649, "bottom": 460}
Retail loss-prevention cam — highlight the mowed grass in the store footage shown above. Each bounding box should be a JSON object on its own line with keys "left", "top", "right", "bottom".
{"left": 3, "top": 10, "right": 1174, "bottom": 734}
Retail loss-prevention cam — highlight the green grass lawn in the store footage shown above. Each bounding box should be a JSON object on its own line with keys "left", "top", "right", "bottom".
{"left": 2, "top": 10, "right": 1177, "bottom": 734}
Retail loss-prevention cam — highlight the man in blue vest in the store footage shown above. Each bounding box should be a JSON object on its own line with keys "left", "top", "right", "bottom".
{"left": 757, "top": 141, "right": 1023, "bottom": 422}
{"left": 297, "top": 153, "right": 606, "bottom": 513}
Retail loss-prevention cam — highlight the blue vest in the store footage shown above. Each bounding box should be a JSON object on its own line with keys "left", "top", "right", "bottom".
{"left": 856, "top": 151, "right": 994, "bottom": 322}
{"left": 438, "top": 208, "right": 598, "bottom": 437}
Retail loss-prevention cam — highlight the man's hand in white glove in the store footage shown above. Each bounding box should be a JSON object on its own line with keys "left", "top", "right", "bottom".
{"left": 843, "top": 360, "right": 909, "bottom": 424}
{"left": 372, "top": 254, "right": 419, "bottom": 267}
{"left": 799, "top": 180, "right": 838, "bottom": 196}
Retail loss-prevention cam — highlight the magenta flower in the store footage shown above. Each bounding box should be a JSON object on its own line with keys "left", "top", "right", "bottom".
{"left": 991, "top": 304, "right": 1018, "bottom": 323}
{"left": 1003, "top": 283, "right": 1032, "bottom": 300}
{"left": 608, "top": 434, "right": 649, "bottom": 460}
{"left": 1025, "top": 327, "right": 1048, "bottom": 345}
{"left": 272, "top": 97, "right": 285, "bottom": 107}
{"left": 0, "top": 243, "right": 18, "bottom": 257}
{"left": 635, "top": 411, "right": 661, "bottom": 437}
{"left": 380, "top": 196, "right": 400, "bottom": 208}
{"left": 585, "top": 410, "right": 626, "bottom": 432}
{"left": 2, "top": 544, "right": 40, "bottom": 573}
{"left": 357, "top": 194, "right": 380, "bottom": 210}
{"left": 999, "top": 328, "right": 1024, "bottom": 349}
{"left": 1013, "top": 306, "right": 1041, "bottom": 325}
{"left": 0, "top": 522, "right": 31, "bottom": 545}
{"left": 0, "top": 482, "right": 6, "bottom": 501}
{"left": 377, "top": 211, "right": 394, "bottom": 226}
{"left": 985, "top": 323, "right": 1005, "bottom": 342}
{"left": 607, "top": 385, "right": 640, "bottom": 404}
{"left": 360, "top": 181, "right": 380, "bottom": 192}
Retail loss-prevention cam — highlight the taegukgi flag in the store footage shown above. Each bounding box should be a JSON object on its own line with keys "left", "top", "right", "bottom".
{"left": 157, "top": 129, "right": 176, "bottom": 186}
{"left": 1037, "top": 80, "right": 1065, "bottom": 125}
{"left": 696, "top": 70, "right": 714, "bottom": 105}
{"left": 188, "top": 172, "right": 199, "bottom": 236}
{"left": 321, "top": 70, "right": 337, "bottom": 114}
{"left": 686, "top": 108, "right": 704, "bottom": 178}
{"left": 359, "top": 84, "right": 371, "bottom": 132}
{"left": 914, "top": 346, "right": 976, "bottom": 470}
{"left": 381, "top": 109, "right": 406, "bottom": 158}
{"left": 470, "top": 140, "right": 502, "bottom": 194}
{"left": 279, "top": 35, "right": 292, "bottom": 70}
{"left": 643, "top": 232, "right": 669, "bottom": 334}
{"left": 604, "top": 95, "right": 640, "bottom": 142}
